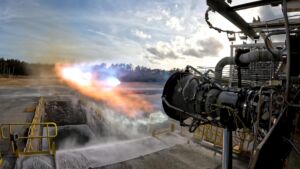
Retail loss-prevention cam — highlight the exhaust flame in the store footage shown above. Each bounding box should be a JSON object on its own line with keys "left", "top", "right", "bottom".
{"left": 55, "top": 63, "right": 153, "bottom": 117}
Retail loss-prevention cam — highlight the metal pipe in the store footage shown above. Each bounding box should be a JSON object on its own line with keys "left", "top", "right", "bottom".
{"left": 253, "top": 86, "right": 268, "bottom": 150}
{"left": 162, "top": 97, "right": 208, "bottom": 122}
{"left": 238, "top": 50, "right": 282, "bottom": 64}
{"left": 215, "top": 57, "right": 235, "bottom": 82}
{"left": 264, "top": 31, "right": 284, "bottom": 58}
{"left": 222, "top": 128, "right": 232, "bottom": 169}
{"left": 237, "top": 66, "right": 242, "bottom": 88}
{"left": 269, "top": 91, "right": 274, "bottom": 130}
{"left": 215, "top": 49, "right": 281, "bottom": 82}
{"left": 186, "top": 65, "right": 203, "bottom": 75}
{"left": 264, "top": 30, "right": 300, "bottom": 58}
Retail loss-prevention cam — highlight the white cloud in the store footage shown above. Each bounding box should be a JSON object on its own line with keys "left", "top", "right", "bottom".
{"left": 144, "top": 9, "right": 185, "bottom": 32}
{"left": 0, "top": 0, "right": 232, "bottom": 69}
{"left": 145, "top": 33, "right": 223, "bottom": 61}
{"left": 161, "top": 9, "right": 170, "bottom": 18}
{"left": 146, "top": 41, "right": 180, "bottom": 60}
{"left": 105, "top": 1, "right": 263, "bottom": 68}
{"left": 146, "top": 16, "right": 162, "bottom": 22}
{"left": 166, "top": 16, "right": 184, "bottom": 31}
{"left": 131, "top": 29, "right": 151, "bottom": 39}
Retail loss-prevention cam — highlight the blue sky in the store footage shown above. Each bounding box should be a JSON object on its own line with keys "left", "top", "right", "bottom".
{"left": 0, "top": 0, "right": 281, "bottom": 69}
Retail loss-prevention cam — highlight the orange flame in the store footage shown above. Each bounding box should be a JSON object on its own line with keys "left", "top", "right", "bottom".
{"left": 55, "top": 63, "right": 153, "bottom": 117}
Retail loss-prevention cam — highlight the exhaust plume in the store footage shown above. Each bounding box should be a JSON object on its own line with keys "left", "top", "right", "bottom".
{"left": 55, "top": 63, "right": 153, "bottom": 117}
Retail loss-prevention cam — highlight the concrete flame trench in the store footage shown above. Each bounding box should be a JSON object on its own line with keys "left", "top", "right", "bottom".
{"left": 16, "top": 96, "right": 185, "bottom": 169}
{"left": 0, "top": 80, "right": 248, "bottom": 169}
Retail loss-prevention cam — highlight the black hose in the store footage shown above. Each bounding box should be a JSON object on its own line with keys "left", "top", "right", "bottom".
{"left": 264, "top": 31, "right": 285, "bottom": 58}
{"left": 189, "top": 119, "right": 201, "bottom": 132}
{"left": 186, "top": 65, "right": 222, "bottom": 90}
{"left": 264, "top": 30, "right": 300, "bottom": 60}
{"left": 162, "top": 97, "right": 208, "bottom": 122}
{"left": 282, "top": 0, "right": 291, "bottom": 101}
{"left": 185, "top": 65, "right": 203, "bottom": 75}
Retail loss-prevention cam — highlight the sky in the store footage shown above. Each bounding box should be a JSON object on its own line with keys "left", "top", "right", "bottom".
{"left": 0, "top": 0, "right": 283, "bottom": 69}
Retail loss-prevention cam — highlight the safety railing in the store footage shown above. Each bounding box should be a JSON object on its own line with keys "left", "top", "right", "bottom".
{"left": 0, "top": 122, "right": 57, "bottom": 157}
{"left": 152, "top": 123, "right": 175, "bottom": 137}
{"left": 0, "top": 152, "right": 3, "bottom": 167}
{"left": 0, "top": 97, "right": 58, "bottom": 157}
{"left": 194, "top": 125, "right": 223, "bottom": 146}
{"left": 25, "top": 97, "right": 44, "bottom": 153}
{"left": 193, "top": 124, "right": 253, "bottom": 154}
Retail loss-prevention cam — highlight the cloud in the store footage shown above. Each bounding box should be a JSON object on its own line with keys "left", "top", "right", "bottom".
{"left": 131, "top": 29, "right": 151, "bottom": 39}
{"left": 182, "top": 37, "right": 223, "bottom": 58}
{"left": 0, "top": 0, "right": 226, "bottom": 69}
{"left": 0, "top": 0, "right": 40, "bottom": 23}
{"left": 182, "top": 49, "right": 200, "bottom": 57}
{"left": 146, "top": 41, "right": 180, "bottom": 60}
{"left": 166, "top": 16, "right": 184, "bottom": 31}
{"left": 145, "top": 35, "right": 223, "bottom": 61}
{"left": 257, "top": 5, "right": 282, "bottom": 21}
{"left": 161, "top": 9, "right": 170, "bottom": 18}
{"left": 191, "top": 37, "right": 223, "bottom": 57}
{"left": 145, "top": 8, "right": 185, "bottom": 32}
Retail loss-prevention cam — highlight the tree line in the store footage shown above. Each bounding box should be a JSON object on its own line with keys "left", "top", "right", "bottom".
{"left": 0, "top": 58, "right": 178, "bottom": 82}
{"left": 0, "top": 58, "right": 28, "bottom": 76}
{"left": 91, "top": 63, "right": 174, "bottom": 82}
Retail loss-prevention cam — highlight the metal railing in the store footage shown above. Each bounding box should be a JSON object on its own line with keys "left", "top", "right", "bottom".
{"left": 152, "top": 123, "right": 175, "bottom": 137}
{"left": 26, "top": 97, "right": 44, "bottom": 153}
{"left": 0, "top": 152, "right": 3, "bottom": 167}
{"left": 193, "top": 124, "right": 253, "bottom": 154}
{"left": 0, "top": 97, "right": 58, "bottom": 157}
{"left": 0, "top": 122, "right": 57, "bottom": 157}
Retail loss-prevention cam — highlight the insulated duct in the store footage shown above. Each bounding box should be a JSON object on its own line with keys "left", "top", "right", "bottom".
{"left": 237, "top": 50, "right": 282, "bottom": 65}
{"left": 214, "top": 49, "right": 282, "bottom": 82}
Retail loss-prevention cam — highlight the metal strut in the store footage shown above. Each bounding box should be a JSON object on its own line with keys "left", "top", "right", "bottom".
{"left": 222, "top": 128, "right": 233, "bottom": 169}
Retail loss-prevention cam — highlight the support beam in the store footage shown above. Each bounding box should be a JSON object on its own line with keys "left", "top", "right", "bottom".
{"left": 222, "top": 128, "right": 232, "bottom": 169}
{"left": 231, "top": 0, "right": 281, "bottom": 11}
{"left": 250, "top": 18, "right": 300, "bottom": 29}
{"left": 207, "top": 0, "right": 257, "bottom": 39}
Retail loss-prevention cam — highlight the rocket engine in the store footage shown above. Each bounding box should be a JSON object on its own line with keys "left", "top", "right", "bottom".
{"left": 162, "top": 66, "right": 285, "bottom": 132}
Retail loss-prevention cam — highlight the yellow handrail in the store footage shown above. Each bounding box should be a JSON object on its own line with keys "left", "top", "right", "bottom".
{"left": 194, "top": 124, "right": 252, "bottom": 154}
{"left": 26, "top": 97, "right": 44, "bottom": 153}
{"left": 0, "top": 122, "right": 57, "bottom": 139}
{"left": 0, "top": 152, "right": 3, "bottom": 167}
{"left": 0, "top": 97, "right": 58, "bottom": 157}
{"left": 0, "top": 122, "right": 57, "bottom": 156}
{"left": 152, "top": 123, "right": 175, "bottom": 137}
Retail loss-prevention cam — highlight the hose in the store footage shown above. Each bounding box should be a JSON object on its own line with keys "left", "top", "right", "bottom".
{"left": 282, "top": 0, "right": 291, "bottom": 100}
